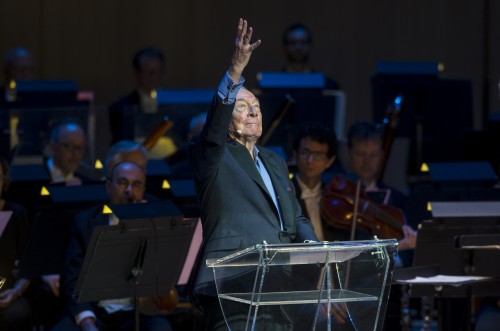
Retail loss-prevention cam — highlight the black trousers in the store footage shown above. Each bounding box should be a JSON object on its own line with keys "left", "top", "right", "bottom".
{"left": 0, "top": 297, "right": 33, "bottom": 331}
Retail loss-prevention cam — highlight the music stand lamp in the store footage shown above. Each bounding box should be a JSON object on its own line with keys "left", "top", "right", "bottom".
{"left": 74, "top": 201, "right": 197, "bottom": 331}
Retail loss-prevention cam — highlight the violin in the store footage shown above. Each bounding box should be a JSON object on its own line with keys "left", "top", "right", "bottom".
{"left": 321, "top": 175, "right": 404, "bottom": 240}
{"left": 139, "top": 287, "right": 179, "bottom": 315}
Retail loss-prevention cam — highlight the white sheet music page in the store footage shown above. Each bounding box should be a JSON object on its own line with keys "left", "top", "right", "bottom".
{"left": 397, "top": 274, "right": 491, "bottom": 286}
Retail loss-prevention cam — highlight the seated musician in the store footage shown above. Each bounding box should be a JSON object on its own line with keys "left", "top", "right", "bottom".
{"left": 52, "top": 161, "right": 172, "bottom": 331}
{"left": 291, "top": 122, "right": 340, "bottom": 241}
{"left": 291, "top": 121, "right": 417, "bottom": 249}
{"left": 21, "top": 120, "right": 89, "bottom": 330}
{"left": 345, "top": 120, "right": 416, "bottom": 252}
{"left": 344, "top": 120, "right": 417, "bottom": 330}
{"left": 292, "top": 121, "right": 417, "bottom": 329}
{"left": 46, "top": 120, "right": 87, "bottom": 185}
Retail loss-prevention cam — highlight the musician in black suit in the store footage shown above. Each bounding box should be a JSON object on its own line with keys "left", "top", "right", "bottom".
{"left": 52, "top": 161, "right": 172, "bottom": 331}
{"left": 45, "top": 121, "right": 87, "bottom": 185}
{"left": 290, "top": 123, "right": 342, "bottom": 242}
{"left": 109, "top": 48, "right": 166, "bottom": 144}
{"left": 189, "top": 19, "right": 318, "bottom": 330}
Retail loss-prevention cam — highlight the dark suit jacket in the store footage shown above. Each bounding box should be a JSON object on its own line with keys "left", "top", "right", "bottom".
{"left": 189, "top": 96, "right": 318, "bottom": 295}
{"left": 109, "top": 91, "right": 140, "bottom": 144}
{"left": 61, "top": 205, "right": 108, "bottom": 316}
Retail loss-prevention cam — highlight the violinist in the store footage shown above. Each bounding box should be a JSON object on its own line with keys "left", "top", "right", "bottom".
{"left": 346, "top": 120, "right": 416, "bottom": 252}
{"left": 345, "top": 120, "right": 417, "bottom": 331}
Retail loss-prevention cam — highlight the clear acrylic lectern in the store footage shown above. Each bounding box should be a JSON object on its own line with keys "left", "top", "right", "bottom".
{"left": 206, "top": 239, "right": 398, "bottom": 331}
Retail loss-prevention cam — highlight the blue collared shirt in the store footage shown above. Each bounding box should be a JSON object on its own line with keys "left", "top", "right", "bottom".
{"left": 217, "top": 71, "right": 245, "bottom": 104}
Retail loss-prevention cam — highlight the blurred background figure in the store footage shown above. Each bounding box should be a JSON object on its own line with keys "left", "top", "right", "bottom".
{"left": 46, "top": 121, "right": 87, "bottom": 185}
{"left": 283, "top": 23, "right": 313, "bottom": 74}
{"left": 167, "top": 111, "right": 207, "bottom": 178}
{"left": 2, "top": 47, "right": 35, "bottom": 84}
{"left": 109, "top": 47, "right": 166, "bottom": 144}
{"left": 282, "top": 23, "right": 339, "bottom": 89}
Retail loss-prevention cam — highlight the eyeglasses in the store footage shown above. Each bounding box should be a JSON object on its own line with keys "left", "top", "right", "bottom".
{"left": 58, "top": 142, "right": 85, "bottom": 155}
{"left": 115, "top": 178, "right": 145, "bottom": 191}
{"left": 298, "top": 149, "right": 329, "bottom": 161}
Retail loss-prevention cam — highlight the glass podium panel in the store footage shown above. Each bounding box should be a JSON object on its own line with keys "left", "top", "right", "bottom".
{"left": 207, "top": 239, "right": 398, "bottom": 331}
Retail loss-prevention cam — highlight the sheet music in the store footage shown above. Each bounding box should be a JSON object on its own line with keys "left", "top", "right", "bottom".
{"left": 397, "top": 274, "right": 491, "bottom": 286}
{"left": 0, "top": 211, "right": 13, "bottom": 238}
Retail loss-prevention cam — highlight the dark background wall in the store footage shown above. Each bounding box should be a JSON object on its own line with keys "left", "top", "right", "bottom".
{"left": 1, "top": 0, "right": 499, "bottom": 159}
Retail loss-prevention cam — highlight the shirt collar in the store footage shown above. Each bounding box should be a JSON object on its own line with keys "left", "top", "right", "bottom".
{"left": 296, "top": 175, "right": 322, "bottom": 199}
{"left": 47, "top": 157, "right": 75, "bottom": 183}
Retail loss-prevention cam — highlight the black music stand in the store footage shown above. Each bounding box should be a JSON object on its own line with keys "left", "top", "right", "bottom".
{"left": 19, "top": 184, "right": 109, "bottom": 278}
{"left": 404, "top": 201, "right": 500, "bottom": 330}
{"left": 74, "top": 201, "right": 197, "bottom": 331}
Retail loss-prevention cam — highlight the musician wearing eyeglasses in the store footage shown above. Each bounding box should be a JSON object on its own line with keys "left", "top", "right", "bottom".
{"left": 52, "top": 161, "right": 172, "bottom": 331}
{"left": 291, "top": 123, "right": 339, "bottom": 242}
{"left": 46, "top": 121, "right": 87, "bottom": 185}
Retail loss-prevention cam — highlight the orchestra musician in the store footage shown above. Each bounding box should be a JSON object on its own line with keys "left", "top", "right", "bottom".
{"left": 344, "top": 120, "right": 416, "bottom": 252}
{"left": 52, "top": 161, "right": 173, "bottom": 331}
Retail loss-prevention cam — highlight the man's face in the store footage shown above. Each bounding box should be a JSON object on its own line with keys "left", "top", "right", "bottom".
{"left": 285, "top": 28, "right": 311, "bottom": 64}
{"left": 52, "top": 125, "right": 86, "bottom": 176}
{"left": 348, "top": 138, "right": 383, "bottom": 184}
{"left": 106, "top": 162, "right": 146, "bottom": 205}
{"left": 294, "top": 137, "right": 334, "bottom": 181}
{"left": 230, "top": 89, "right": 262, "bottom": 140}
{"left": 135, "top": 56, "right": 165, "bottom": 92}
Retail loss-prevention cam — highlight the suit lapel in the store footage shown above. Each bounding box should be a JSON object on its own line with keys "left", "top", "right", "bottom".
{"left": 227, "top": 141, "right": 270, "bottom": 196}
{"left": 258, "top": 149, "right": 294, "bottom": 229}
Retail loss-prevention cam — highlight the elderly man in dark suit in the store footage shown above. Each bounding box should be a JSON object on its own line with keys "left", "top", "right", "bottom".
{"left": 189, "top": 19, "right": 318, "bottom": 330}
